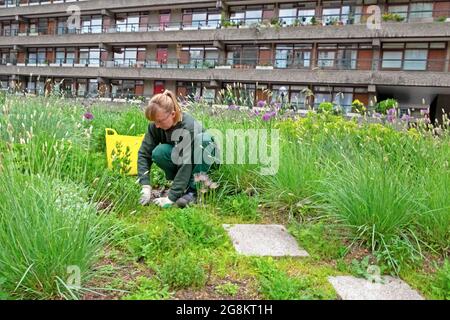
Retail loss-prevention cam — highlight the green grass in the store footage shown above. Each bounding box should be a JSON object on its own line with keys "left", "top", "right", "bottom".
{"left": 1, "top": 94, "right": 449, "bottom": 300}
{"left": 255, "top": 258, "right": 335, "bottom": 300}
{"left": 0, "top": 171, "right": 111, "bottom": 299}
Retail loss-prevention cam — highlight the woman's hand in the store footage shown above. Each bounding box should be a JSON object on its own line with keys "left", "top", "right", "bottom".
{"left": 153, "top": 197, "right": 174, "bottom": 208}
{"left": 139, "top": 185, "right": 152, "bottom": 205}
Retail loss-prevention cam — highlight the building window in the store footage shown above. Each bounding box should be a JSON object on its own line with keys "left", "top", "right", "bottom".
{"left": 115, "top": 14, "right": 140, "bottom": 32}
{"left": 77, "top": 79, "right": 87, "bottom": 97}
{"left": 81, "top": 16, "right": 102, "bottom": 34}
{"left": 230, "top": 5, "right": 269, "bottom": 25}
{"left": 55, "top": 47, "right": 75, "bottom": 64}
{"left": 79, "top": 48, "right": 101, "bottom": 66}
{"left": 227, "top": 45, "right": 268, "bottom": 67}
{"left": 88, "top": 79, "right": 98, "bottom": 97}
{"left": 275, "top": 44, "right": 311, "bottom": 69}
{"left": 279, "top": 8, "right": 297, "bottom": 25}
{"left": 111, "top": 80, "right": 142, "bottom": 98}
{"left": 176, "top": 81, "right": 202, "bottom": 100}
{"left": 323, "top": 7, "right": 350, "bottom": 25}
{"left": 409, "top": 3, "right": 433, "bottom": 20}
{"left": 403, "top": 50, "right": 427, "bottom": 71}
{"left": 114, "top": 47, "right": 144, "bottom": 67}
{"left": 382, "top": 51, "right": 403, "bottom": 69}
{"left": 318, "top": 51, "right": 336, "bottom": 68}
{"left": 388, "top": 5, "right": 409, "bottom": 20}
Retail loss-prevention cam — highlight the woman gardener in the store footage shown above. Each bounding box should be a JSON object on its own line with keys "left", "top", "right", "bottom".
{"left": 137, "top": 90, "right": 217, "bottom": 208}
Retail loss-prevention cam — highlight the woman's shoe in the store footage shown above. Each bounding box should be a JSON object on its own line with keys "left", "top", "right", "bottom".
{"left": 175, "top": 192, "right": 197, "bottom": 208}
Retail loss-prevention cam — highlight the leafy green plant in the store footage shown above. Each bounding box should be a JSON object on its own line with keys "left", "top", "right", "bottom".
{"left": 219, "top": 193, "right": 259, "bottom": 221}
{"left": 350, "top": 256, "right": 387, "bottom": 282}
{"left": 156, "top": 250, "right": 207, "bottom": 289}
{"left": 351, "top": 99, "right": 366, "bottom": 114}
{"left": 382, "top": 13, "right": 406, "bottom": 22}
{"left": 215, "top": 282, "right": 239, "bottom": 297}
{"left": 376, "top": 98, "right": 398, "bottom": 114}
{"left": 318, "top": 101, "right": 334, "bottom": 113}
{"left": 111, "top": 141, "right": 131, "bottom": 175}
{"left": 289, "top": 222, "right": 347, "bottom": 260}
{"left": 123, "top": 277, "right": 172, "bottom": 300}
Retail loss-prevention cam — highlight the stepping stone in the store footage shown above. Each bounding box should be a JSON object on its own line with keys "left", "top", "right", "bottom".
{"left": 223, "top": 224, "right": 309, "bottom": 257}
{"left": 328, "top": 276, "right": 424, "bottom": 300}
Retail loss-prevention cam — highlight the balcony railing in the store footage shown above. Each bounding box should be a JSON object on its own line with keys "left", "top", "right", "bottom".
{"left": 1, "top": 9, "right": 448, "bottom": 37}
{"left": 0, "top": 0, "right": 86, "bottom": 8}
{"left": 1, "top": 57, "right": 449, "bottom": 72}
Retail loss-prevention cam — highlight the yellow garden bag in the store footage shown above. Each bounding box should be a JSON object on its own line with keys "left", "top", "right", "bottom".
{"left": 105, "top": 128, "right": 145, "bottom": 175}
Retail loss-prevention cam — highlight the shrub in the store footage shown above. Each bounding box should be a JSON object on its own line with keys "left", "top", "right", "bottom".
{"left": 318, "top": 102, "right": 334, "bottom": 113}
{"left": 351, "top": 99, "right": 366, "bottom": 114}
{"left": 376, "top": 98, "right": 398, "bottom": 115}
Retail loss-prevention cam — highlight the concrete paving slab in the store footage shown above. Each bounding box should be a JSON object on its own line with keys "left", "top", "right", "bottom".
{"left": 328, "top": 276, "right": 424, "bottom": 300}
{"left": 223, "top": 224, "right": 309, "bottom": 257}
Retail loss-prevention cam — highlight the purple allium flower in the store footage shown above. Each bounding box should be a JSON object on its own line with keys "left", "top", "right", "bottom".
{"left": 262, "top": 111, "right": 276, "bottom": 121}
{"left": 194, "top": 95, "right": 201, "bottom": 102}
{"left": 387, "top": 108, "right": 396, "bottom": 116}
{"left": 401, "top": 114, "right": 411, "bottom": 122}
{"left": 228, "top": 104, "right": 239, "bottom": 110}
{"left": 83, "top": 112, "right": 94, "bottom": 120}
{"left": 257, "top": 100, "right": 266, "bottom": 108}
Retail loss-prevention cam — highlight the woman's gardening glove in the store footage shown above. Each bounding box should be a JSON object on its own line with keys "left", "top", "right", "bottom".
{"left": 153, "top": 197, "right": 173, "bottom": 208}
{"left": 139, "top": 185, "right": 152, "bottom": 205}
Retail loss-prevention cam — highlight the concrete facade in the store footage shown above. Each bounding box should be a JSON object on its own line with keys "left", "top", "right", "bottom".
{"left": 0, "top": 0, "right": 449, "bottom": 109}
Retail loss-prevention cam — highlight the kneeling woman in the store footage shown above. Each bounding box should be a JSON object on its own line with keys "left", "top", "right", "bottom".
{"left": 137, "top": 90, "right": 216, "bottom": 208}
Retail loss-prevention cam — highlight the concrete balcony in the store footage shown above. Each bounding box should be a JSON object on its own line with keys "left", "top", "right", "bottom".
{"left": 0, "top": 0, "right": 216, "bottom": 19}
{"left": 0, "top": 22, "right": 449, "bottom": 47}
{"left": 1, "top": 64, "right": 450, "bottom": 87}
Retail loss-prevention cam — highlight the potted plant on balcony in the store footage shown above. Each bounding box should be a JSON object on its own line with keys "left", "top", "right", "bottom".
{"left": 201, "top": 60, "right": 214, "bottom": 69}
{"left": 382, "top": 13, "right": 405, "bottom": 22}
{"left": 310, "top": 16, "right": 319, "bottom": 26}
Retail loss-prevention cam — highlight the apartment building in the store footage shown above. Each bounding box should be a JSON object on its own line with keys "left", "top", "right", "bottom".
{"left": 1, "top": 0, "right": 450, "bottom": 117}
